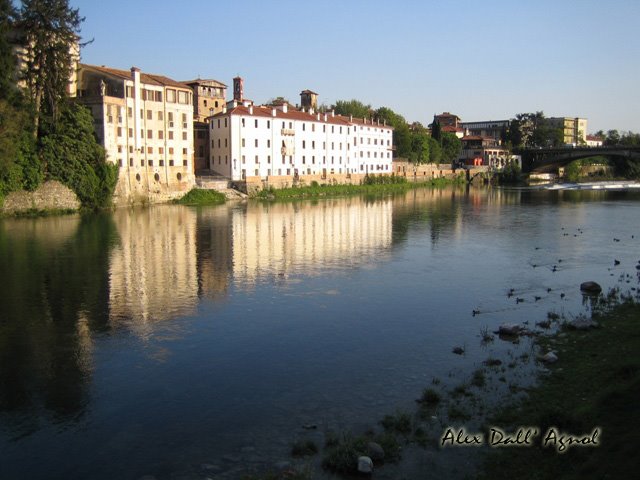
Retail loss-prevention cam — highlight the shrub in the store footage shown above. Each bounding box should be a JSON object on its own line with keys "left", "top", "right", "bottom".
{"left": 176, "top": 188, "right": 226, "bottom": 205}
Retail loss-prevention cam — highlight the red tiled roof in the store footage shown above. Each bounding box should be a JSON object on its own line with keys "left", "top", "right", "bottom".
{"left": 442, "top": 125, "right": 463, "bottom": 132}
{"left": 80, "top": 64, "right": 191, "bottom": 89}
{"left": 213, "top": 105, "right": 393, "bottom": 130}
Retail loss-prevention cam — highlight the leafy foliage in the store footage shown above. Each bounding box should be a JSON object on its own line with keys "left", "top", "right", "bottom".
{"left": 17, "top": 0, "right": 84, "bottom": 129}
{"left": 332, "top": 99, "right": 372, "bottom": 119}
{"left": 40, "top": 102, "right": 117, "bottom": 209}
{"left": 175, "top": 188, "right": 226, "bottom": 206}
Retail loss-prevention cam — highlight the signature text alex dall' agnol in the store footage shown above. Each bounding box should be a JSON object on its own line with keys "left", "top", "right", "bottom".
{"left": 440, "top": 426, "right": 600, "bottom": 453}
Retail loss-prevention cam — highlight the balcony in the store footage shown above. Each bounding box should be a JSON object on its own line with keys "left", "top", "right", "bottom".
{"left": 281, "top": 129, "right": 295, "bottom": 136}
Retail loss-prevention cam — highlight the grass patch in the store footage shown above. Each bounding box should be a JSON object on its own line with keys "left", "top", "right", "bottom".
{"left": 380, "top": 411, "right": 413, "bottom": 435}
{"left": 479, "top": 300, "right": 640, "bottom": 480}
{"left": 253, "top": 175, "right": 464, "bottom": 200}
{"left": 418, "top": 387, "right": 442, "bottom": 406}
{"left": 471, "top": 368, "right": 487, "bottom": 388}
{"left": 175, "top": 188, "right": 226, "bottom": 206}
{"left": 447, "top": 405, "right": 471, "bottom": 422}
{"left": 290, "top": 439, "right": 318, "bottom": 457}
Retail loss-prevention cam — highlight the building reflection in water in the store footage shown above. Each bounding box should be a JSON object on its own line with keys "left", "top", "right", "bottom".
{"left": 228, "top": 198, "right": 394, "bottom": 287}
{"left": 108, "top": 206, "right": 199, "bottom": 337}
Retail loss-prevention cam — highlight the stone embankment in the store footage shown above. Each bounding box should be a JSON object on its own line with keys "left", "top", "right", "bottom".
{"left": 2, "top": 181, "right": 80, "bottom": 215}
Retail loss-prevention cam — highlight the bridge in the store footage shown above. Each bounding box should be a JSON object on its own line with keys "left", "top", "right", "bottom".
{"left": 517, "top": 146, "right": 640, "bottom": 173}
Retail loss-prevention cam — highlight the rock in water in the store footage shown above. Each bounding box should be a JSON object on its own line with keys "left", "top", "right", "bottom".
{"left": 367, "top": 442, "right": 385, "bottom": 462}
{"left": 569, "top": 318, "right": 598, "bottom": 330}
{"left": 580, "top": 281, "right": 602, "bottom": 294}
{"left": 540, "top": 352, "right": 558, "bottom": 364}
{"left": 358, "top": 456, "right": 374, "bottom": 474}
{"left": 498, "top": 323, "right": 523, "bottom": 336}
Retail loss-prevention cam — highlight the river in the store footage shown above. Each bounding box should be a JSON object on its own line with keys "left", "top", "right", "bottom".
{"left": 1, "top": 186, "right": 639, "bottom": 479}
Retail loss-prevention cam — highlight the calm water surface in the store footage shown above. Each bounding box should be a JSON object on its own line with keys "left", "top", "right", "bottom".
{"left": 1, "top": 187, "right": 639, "bottom": 479}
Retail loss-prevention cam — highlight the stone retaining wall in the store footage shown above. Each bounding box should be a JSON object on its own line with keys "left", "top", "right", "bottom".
{"left": 2, "top": 181, "right": 81, "bottom": 214}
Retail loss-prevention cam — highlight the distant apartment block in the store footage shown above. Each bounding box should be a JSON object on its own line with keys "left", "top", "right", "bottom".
{"left": 182, "top": 79, "right": 227, "bottom": 171}
{"left": 209, "top": 85, "right": 393, "bottom": 189}
{"left": 76, "top": 64, "right": 195, "bottom": 202}
{"left": 547, "top": 117, "right": 588, "bottom": 145}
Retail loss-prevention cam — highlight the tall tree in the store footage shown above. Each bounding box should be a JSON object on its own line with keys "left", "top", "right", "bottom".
{"left": 16, "top": 0, "right": 84, "bottom": 133}
{"left": 0, "top": 0, "right": 17, "bottom": 99}
{"left": 431, "top": 119, "right": 442, "bottom": 142}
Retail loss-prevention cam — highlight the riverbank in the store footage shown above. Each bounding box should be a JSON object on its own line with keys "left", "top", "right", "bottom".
{"left": 253, "top": 176, "right": 464, "bottom": 200}
{"left": 478, "top": 293, "right": 640, "bottom": 480}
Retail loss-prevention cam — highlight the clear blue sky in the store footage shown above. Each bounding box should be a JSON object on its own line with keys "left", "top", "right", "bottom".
{"left": 71, "top": 0, "right": 640, "bottom": 133}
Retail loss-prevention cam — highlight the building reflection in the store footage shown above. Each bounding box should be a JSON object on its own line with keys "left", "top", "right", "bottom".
{"left": 108, "top": 207, "right": 199, "bottom": 336}
{"left": 228, "top": 198, "right": 394, "bottom": 286}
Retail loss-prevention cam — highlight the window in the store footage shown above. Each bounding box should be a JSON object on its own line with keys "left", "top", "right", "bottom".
{"left": 159, "top": 147, "right": 164, "bottom": 154}
{"left": 182, "top": 131, "right": 187, "bottom": 140}
{"left": 302, "top": 156, "right": 306, "bottom": 164}
{"left": 158, "top": 111, "right": 163, "bottom": 121}
{"left": 148, "top": 160, "right": 153, "bottom": 166}
{"left": 267, "top": 139, "right": 270, "bottom": 148}
{"left": 242, "top": 155, "right": 246, "bottom": 164}
{"left": 225, "top": 139, "right": 228, "bottom": 147}
{"left": 147, "top": 129, "right": 152, "bottom": 139}
{"left": 140, "top": 129, "right": 144, "bottom": 138}
{"left": 312, "top": 124, "right": 315, "bottom": 132}
{"left": 255, "top": 155, "right": 259, "bottom": 163}
{"left": 182, "top": 148, "right": 187, "bottom": 155}
{"left": 267, "top": 120, "right": 270, "bottom": 128}
{"left": 302, "top": 123, "right": 306, "bottom": 131}
{"left": 267, "top": 155, "right": 271, "bottom": 164}
{"left": 147, "top": 110, "right": 152, "bottom": 120}
{"left": 177, "top": 90, "right": 188, "bottom": 104}
{"left": 147, "top": 146, "right": 153, "bottom": 154}
{"left": 254, "top": 119, "right": 258, "bottom": 128}
{"left": 159, "top": 160, "right": 164, "bottom": 166}
{"left": 158, "top": 130, "right": 163, "bottom": 140}
{"left": 127, "top": 107, "right": 132, "bottom": 118}
{"left": 169, "top": 131, "right": 174, "bottom": 140}
{"left": 242, "top": 138, "right": 245, "bottom": 147}
{"left": 255, "top": 139, "right": 258, "bottom": 147}
{"left": 242, "top": 118, "right": 245, "bottom": 127}
{"left": 169, "top": 159, "right": 174, "bottom": 166}
{"left": 140, "top": 109, "right": 143, "bottom": 119}
{"left": 302, "top": 140, "right": 306, "bottom": 149}
{"left": 117, "top": 127, "right": 122, "bottom": 137}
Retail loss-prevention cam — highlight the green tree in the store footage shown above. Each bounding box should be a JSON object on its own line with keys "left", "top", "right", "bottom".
{"left": 428, "top": 137, "right": 442, "bottom": 164}
{"left": 604, "top": 130, "right": 620, "bottom": 146}
{"left": 0, "top": 0, "right": 17, "bottom": 99}
{"left": 431, "top": 119, "right": 442, "bottom": 142}
{"left": 440, "top": 132, "right": 462, "bottom": 164}
{"left": 16, "top": 0, "right": 84, "bottom": 133}
{"left": 40, "top": 101, "right": 117, "bottom": 209}
{"left": 409, "top": 130, "right": 430, "bottom": 164}
{"left": 332, "top": 99, "right": 372, "bottom": 119}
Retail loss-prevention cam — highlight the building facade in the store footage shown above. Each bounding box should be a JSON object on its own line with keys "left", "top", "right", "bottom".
{"left": 459, "top": 135, "right": 520, "bottom": 169}
{"left": 76, "top": 64, "right": 195, "bottom": 203}
{"left": 460, "top": 120, "right": 510, "bottom": 144}
{"left": 182, "top": 79, "right": 227, "bottom": 172}
{"left": 547, "top": 117, "right": 588, "bottom": 145}
{"left": 209, "top": 93, "right": 393, "bottom": 190}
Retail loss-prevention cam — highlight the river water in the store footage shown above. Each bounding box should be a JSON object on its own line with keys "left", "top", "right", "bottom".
{"left": 1, "top": 186, "right": 639, "bottom": 479}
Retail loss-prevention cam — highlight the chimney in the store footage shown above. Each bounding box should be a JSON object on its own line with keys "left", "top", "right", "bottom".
{"left": 223, "top": 106, "right": 227, "bottom": 114}
{"left": 323, "top": 113, "right": 327, "bottom": 122}
{"left": 272, "top": 108, "right": 276, "bottom": 117}
{"left": 349, "top": 115, "right": 353, "bottom": 122}
{"left": 309, "top": 107, "right": 314, "bottom": 115}
{"left": 317, "top": 113, "right": 320, "bottom": 121}
{"left": 282, "top": 103, "right": 288, "bottom": 113}
{"left": 249, "top": 105, "right": 253, "bottom": 114}
{"left": 331, "top": 110, "right": 335, "bottom": 117}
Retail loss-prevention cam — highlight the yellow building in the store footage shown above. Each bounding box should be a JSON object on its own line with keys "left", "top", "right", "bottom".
{"left": 547, "top": 117, "right": 588, "bottom": 145}
{"left": 76, "top": 64, "right": 196, "bottom": 203}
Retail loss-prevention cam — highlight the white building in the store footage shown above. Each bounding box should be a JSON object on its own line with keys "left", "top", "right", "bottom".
{"left": 209, "top": 94, "right": 393, "bottom": 189}
{"left": 76, "top": 64, "right": 195, "bottom": 203}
